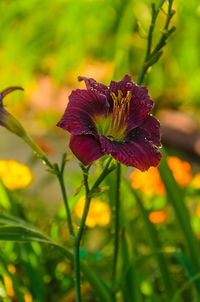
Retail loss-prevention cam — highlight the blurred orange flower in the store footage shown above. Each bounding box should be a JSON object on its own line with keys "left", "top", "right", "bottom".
{"left": 74, "top": 196, "right": 110, "bottom": 228}
{"left": 130, "top": 166, "right": 165, "bottom": 195}
{"left": 149, "top": 210, "right": 166, "bottom": 224}
{"left": 196, "top": 205, "right": 200, "bottom": 218}
{"left": 35, "top": 138, "right": 55, "bottom": 155}
{"left": 0, "top": 160, "right": 34, "bottom": 190}
{"left": 167, "top": 156, "right": 191, "bottom": 186}
{"left": 130, "top": 156, "right": 191, "bottom": 195}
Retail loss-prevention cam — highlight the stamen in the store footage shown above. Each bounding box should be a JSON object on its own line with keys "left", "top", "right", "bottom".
{"left": 109, "top": 90, "right": 132, "bottom": 140}
{"left": 94, "top": 90, "right": 132, "bottom": 142}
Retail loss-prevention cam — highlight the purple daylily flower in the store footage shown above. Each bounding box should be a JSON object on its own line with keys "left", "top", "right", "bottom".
{"left": 57, "top": 75, "right": 161, "bottom": 171}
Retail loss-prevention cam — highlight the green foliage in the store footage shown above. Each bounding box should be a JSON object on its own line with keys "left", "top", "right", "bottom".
{"left": 1, "top": 0, "right": 200, "bottom": 301}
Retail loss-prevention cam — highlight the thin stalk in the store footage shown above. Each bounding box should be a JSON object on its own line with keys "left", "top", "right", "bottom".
{"left": 91, "top": 157, "right": 113, "bottom": 190}
{"left": 137, "top": 0, "right": 174, "bottom": 85}
{"left": 137, "top": 66, "right": 148, "bottom": 86}
{"left": 57, "top": 173, "right": 75, "bottom": 240}
{"left": 23, "top": 134, "right": 54, "bottom": 169}
{"left": 54, "top": 154, "right": 75, "bottom": 241}
{"left": 74, "top": 166, "right": 90, "bottom": 302}
{"left": 112, "top": 162, "right": 121, "bottom": 290}
{"left": 74, "top": 159, "right": 115, "bottom": 302}
{"left": 23, "top": 135, "right": 75, "bottom": 241}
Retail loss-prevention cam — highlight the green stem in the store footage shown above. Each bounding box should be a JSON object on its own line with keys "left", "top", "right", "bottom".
{"left": 74, "top": 159, "right": 115, "bottom": 302}
{"left": 112, "top": 163, "right": 121, "bottom": 290}
{"left": 54, "top": 243, "right": 114, "bottom": 302}
{"left": 57, "top": 173, "right": 75, "bottom": 240}
{"left": 23, "top": 134, "right": 75, "bottom": 241}
{"left": 137, "top": 0, "right": 174, "bottom": 86}
{"left": 23, "top": 134, "right": 53, "bottom": 169}
{"left": 74, "top": 166, "right": 90, "bottom": 302}
{"left": 137, "top": 66, "right": 148, "bottom": 86}
{"left": 54, "top": 154, "right": 75, "bottom": 241}
{"left": 91, "top": 157, "right": 113, "bottom": 190}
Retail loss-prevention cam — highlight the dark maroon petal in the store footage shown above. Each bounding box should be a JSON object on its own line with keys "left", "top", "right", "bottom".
{"left": 78, "top": 76, "right": 108, "bottom": 95}
{"left": 100, "top": 135, "right": 161, "bottom": 171}
{"left": 108, "top": 76, "right": 153, "bottom": 124}
{"left": 126, "top": 86, "right": 154, "bottom": 131}
{"left": 57, "top": 89, "right": 110, "bottom": 136}
{"left": 69, "top": 134, "right": 105, "bottom": 166}
{"left": 109, "top": 75, "right": 133, "bottom": 95}
{"left": 139, "top": 115, "right": 161, "bottom": 146}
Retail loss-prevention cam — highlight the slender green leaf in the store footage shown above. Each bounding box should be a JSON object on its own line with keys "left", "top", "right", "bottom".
{"left": 120, "top": 232, "right": 142, "bottom": 302}
{"left": 0, "top": 179, "right": 11, "bottom": 210}
{"left": 171, "top": 273, "right": 200, "bottom": 302}
{"left": 158, "top": 150, "right": 200, "bottom": 270}
{"left": 173, "top": 251, "right": 200, "bottom": 293}
{"left": 131, "top": 188, "right": 177, "bottom": 302}
{"left": 20, "top": 243, "right": 45, "bottom": 302}
{"left": 0, "top": 213, "right": 34, "bottom": 228}
{"left": 0, "top": 222, "right": 114, "bottom": 302}
{"left": 0, "top": 251, "right": 25, "bottom": 302}
{"left": 0, "top": 225, "right": 51, "bottom": 242}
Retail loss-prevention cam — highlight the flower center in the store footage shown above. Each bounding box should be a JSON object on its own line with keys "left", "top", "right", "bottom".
{"left": 94, "top": 90, "right": 132, "bottom": 142}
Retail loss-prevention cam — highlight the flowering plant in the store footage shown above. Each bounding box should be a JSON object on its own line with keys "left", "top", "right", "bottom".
{"left": 2, "top": 2, "right": 195, "bottom": 302}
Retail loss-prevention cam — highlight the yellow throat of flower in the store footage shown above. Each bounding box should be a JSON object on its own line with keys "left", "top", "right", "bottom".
{"left": 94, "top": 90, "right": 132, "bottom": 142}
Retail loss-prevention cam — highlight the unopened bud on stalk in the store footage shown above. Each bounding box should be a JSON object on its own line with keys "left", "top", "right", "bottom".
{"left": 0, "top": 87, "right": 53, "bottom": 169}
{"left": 0, "top": 87, "right": 27, "bottom": 138}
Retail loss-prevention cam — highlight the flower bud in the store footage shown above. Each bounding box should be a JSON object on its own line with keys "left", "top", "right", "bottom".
{"left": 0, "top": 87, "right": 26, "bottom": 138}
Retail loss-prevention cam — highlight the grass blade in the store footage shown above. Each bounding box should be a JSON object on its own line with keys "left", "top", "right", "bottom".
{"left": 131, "top": 188, "right": 177, "bottom": 302}
{"left": 158, "top": 150, "right": 200, "bottom": 270}
{"left": 0, "top": 221, "right": 114, "bottom": 302}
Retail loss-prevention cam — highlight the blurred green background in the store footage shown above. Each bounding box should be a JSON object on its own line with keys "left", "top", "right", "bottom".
{"left": 0, "top": 0, "right": 199, "bottom": 117}
{"left": 0, "top": 0, "right": 200, "bottom": 301}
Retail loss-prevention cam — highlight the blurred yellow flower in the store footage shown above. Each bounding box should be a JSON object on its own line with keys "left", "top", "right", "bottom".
{"left": 130, "top": 156, "right": 191, "bottom": 196}
{"left": 149, "top": 210, "right": 166, "bottom": 224}
{"left": 191, "top": 173, "right": 200, "bottom": 189}
{"left": 3, "top": 275, "right": 15, "bottom": 298}
{"left": 8, "top": 264, "right": 16, "bottom": 274}
{"left": 0, "top": 160, "right": 34, "bottom": 190}
{"left": 24, "top": 293, "right": 33, "bottom": 302}
{"left": 74, "top": 196, "right": 110, "bottom": 228}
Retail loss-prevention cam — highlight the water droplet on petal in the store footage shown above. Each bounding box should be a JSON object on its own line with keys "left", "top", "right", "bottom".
{"left": 93, "top": 84, "right": 99, "bottom": 89}
{"left": 125, "top": 82, "right": 133, "bottom": 90}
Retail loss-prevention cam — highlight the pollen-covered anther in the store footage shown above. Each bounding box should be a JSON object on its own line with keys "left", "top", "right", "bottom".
{"left": 110, "top": 90, "right": 132, "bottom": 108}
{"left": 104, "top": 90, "right": 132, "bottom": 141}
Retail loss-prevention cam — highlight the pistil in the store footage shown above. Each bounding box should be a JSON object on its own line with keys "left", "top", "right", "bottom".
{"left": 94, "top": 90, "right": 132, "bottom": 142}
